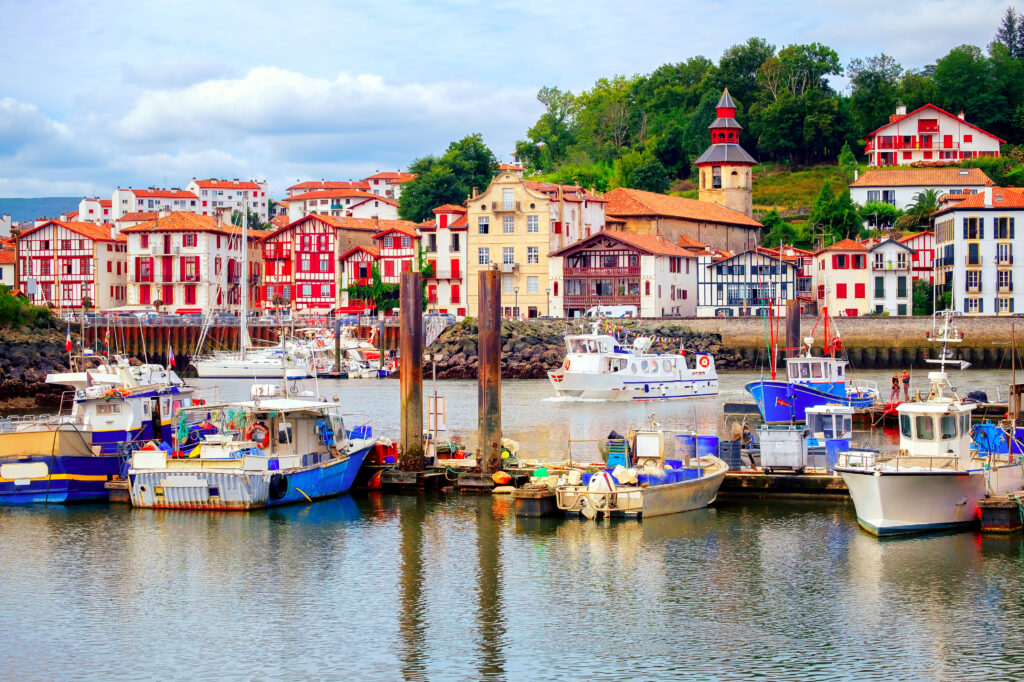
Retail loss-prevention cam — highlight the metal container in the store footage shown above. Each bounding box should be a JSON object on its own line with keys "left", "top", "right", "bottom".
{"left": 758, "top": 425, "right": 809, "bottom": 471}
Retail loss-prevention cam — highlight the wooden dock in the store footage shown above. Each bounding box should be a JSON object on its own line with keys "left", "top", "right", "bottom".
{"left": 978, "top": 491, "right": 1024, "bottom": 533}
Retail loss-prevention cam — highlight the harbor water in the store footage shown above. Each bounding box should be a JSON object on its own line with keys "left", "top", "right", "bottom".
{"left": 3, "top": 370, "right": 1024, "bottom": 679}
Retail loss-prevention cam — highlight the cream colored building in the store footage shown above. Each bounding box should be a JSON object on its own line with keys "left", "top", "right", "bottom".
{"left": 466, "top": 172, "right": 606, "bottom": 318}
{"left": 814, "top": 239, "right": 873, "bottom": 317}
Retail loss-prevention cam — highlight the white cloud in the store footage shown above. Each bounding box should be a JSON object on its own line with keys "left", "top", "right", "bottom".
{"left": 0, "top": 98, "right": 70, "bottom": 156}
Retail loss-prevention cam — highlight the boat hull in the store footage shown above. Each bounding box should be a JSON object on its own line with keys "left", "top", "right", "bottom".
{"left": 837, "top": 463, "right": 1024, "bottom": 536}
{"left": 745, "top": 380, "right": 875, "bottom": 422}
{"left": 192, "top": 362, "right": 309, "bottom": 379}
{"left": 548, "top": 372, "right": 718, "bottom": 401}
{"left": 0, "top": 455, "right": 122, "bottom": 504}
{"left": 266, "top": 444, "right": 372, "bottom": 506}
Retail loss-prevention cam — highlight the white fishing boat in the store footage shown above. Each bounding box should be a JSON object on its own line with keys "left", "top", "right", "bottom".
{"left": 547, "top": 321, "right": 718, "bottom": 400}
{"left": 555, "top": 428, "right": 727, "bottom": 518}
{"left": 834, "top": 311, "right": 1024, "bottom": 536}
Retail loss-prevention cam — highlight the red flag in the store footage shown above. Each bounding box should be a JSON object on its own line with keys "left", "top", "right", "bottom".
{"left": 65, "top": 328, "right": 72, "bottom": 352}
{"left": 167, "top": 343, "right": 176, "bottom": 369}
{"left": 776, "top": 397, "right": 790, "bottom": 407}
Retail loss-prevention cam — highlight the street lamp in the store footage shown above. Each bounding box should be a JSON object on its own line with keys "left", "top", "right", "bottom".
{"left": 514, "top": 286, "right": 519, "bottom": 319}
{"left": 545, "top": 287, "right": 551, "bottom": 316}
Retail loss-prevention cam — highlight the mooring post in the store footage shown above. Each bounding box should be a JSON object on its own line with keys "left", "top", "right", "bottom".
{"left": 399, "top": 272, "right": 424, "bottom": 471}
{"left": 785, "top": 299, "right": 801, "bottom": 359}
{"left": 478, "top": 269, "right": 502, "bottom": 474}
{"left": 334, "top": 316, "right": 342, "bottom": 375}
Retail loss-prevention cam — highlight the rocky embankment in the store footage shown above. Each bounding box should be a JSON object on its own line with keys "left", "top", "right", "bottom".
{"left": 425, "top": 318, "right": 750, "bottom": 379}
{"left": 0, "top": 327, "right": 71, "bottom": 409}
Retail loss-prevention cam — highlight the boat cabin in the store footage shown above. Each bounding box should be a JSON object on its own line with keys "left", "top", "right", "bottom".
{"left": 805, "top": 404, "right": 854, "bottom": 442}
{"left": 784, "top": 356, "right": 846, "bottom": 385}
{"left": 896, "top": 386, "right": 974, "bottom": 464}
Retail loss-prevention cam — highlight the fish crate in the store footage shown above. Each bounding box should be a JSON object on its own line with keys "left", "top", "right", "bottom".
{"left": 758, "top": 424, "right": 809, "bottom": 473}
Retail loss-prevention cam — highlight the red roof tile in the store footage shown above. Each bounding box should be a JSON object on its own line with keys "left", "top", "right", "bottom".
{"left": 432, "top": 204, "right": 467, "bottom": 214}
{"left": 605, "top": 187, "right": 761, "bottom": 228}
{"left": 120, "top": 212, "right": 244, "bottom": 236}
{"left": 130, "top": 189, "right": 198, "bottom": 199}
{"left": 897, "top": 231, "right": 933, "bottom": 243}
{"left": 116, "top": 211, "right": 158, "bottom": 223}
{"left": 0, "top": 249, "right": 16, "bottom": 264}
{"left": 18, "top": 220, "right": 117, "bottom": 242}
{"left": 340, "top": 245, "right": 380, "bottom": 261}
{"left": 364, "top": 172, "right": 417, "bottom": 183}
{"left": 866, "top": 103, "right": 1007, "bottom": 144}
{"left": 551, "top": 229, "right": 694, "bottom": 258}
{"left": 287, "top": 180, "right": 370, "bottom": 192}
{"left": 193, "top": 179, "right": 261, "bottom": 190}
{"left": 816, "top": 238, "right": 869, "bottom": 254}
{"left": 851, "top": 167, "right": 993, "bottom": 188}
{"left": 935, "top": 187, "right": 1024, "bottom": 214}
{"left": 286, "top": 189, "right": 399, "bottom": 205}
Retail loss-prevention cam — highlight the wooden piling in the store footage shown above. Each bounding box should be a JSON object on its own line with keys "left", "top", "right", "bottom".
{"left": 399, "top": 271, "right": 424, "bottom": 471}
{"left": 785, "top": 300, "right": 800, "bottom": 358}
{"left": 478, "top": 269, "right": 502, "bottom": 475}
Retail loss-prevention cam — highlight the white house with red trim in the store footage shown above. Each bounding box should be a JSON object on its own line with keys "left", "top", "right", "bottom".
{"left": 77, "top": 197, "right": 112, "bottom": 224}
{"left": 897, "top": 231, "right": 935, "bottom": 283}
{"left": 814, "top": 239, "right": 872, "bottom": 317}
{"left": 284, "top": 189, "right": 399, "bottom": 222}
{"left": 364, "top": 172, "right": 417, "bottom": 200}
{"left": 337, "top": 245, "right": 379, "bottom": 314}
{"left": 865, "top": 104, "right": 1003, "bottom": 167}
{"left": 111, "top": 188, "right": 199, "bottom": 221}
{"left": 186, "top": 179, "right": 270, "bottom": 222}
{"left": 16, "top": 220, "right": 127, "bottom": 310}
{"left": 285, "top": 180, "right": 370, "bottom": 198}
{"left": 373, "top": 223, "right": 419, "bottom": 285}
{"left": 420, "top": 205, "right": 468, "bottom": 316}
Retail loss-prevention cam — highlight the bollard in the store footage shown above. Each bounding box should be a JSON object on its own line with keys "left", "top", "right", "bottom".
{"left": 478, "top": 269, "right": 502, "bottom": 474}
{"left": 399, "top": 272, "right": 424, "bottom": 471}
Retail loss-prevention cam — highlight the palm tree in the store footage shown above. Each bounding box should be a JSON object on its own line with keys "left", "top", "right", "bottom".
{"left": 895, "top": 189, "right": 943, "bottom": 230}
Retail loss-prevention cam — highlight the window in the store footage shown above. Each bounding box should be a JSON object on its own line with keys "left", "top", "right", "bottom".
{"left": 998, "top": 243, "right": 1012, "bottom": 265}
{"left": 916, "top": 416, "right": 934, "bottom": 440}
{"left": 867, "top": 190, "right": 880, "bottom": 203}
{"left": 301, "top": 255, "right": 311, "bottom": 272}
{"left": 897, "top": 276, "right": 907, "bottom": 298}
{"left": 141, "top": 235, "right": 149, "bottom": 248}
{"left": 527, "top": 215, "right": 538, "bottom": 233}
{"left": 401, "top": 236, "right": 411, "bottom": 248}
{"left": 502, "top": 275, "right": 514, "bottom": 294}
{"left": 967, "top": 297, "right": 980, "bottom": 313}
{"left": 184, "top": 285, "right": 197, "bottom": 305}
{"left": 999, "top": 270, "right": 1013, "bottom": 291}
{"left": 999, "top": 297, "right": 1013, "bottom": 313}
{"left": 451, "top": 285, "right": 460, "bottom": 303}
{"left": 834, "top": 255, "right": 848, "bottom": 269}
{"left": 478, "top": 217, "right": 489, "bottom": 234}
{"left": 503, "top": 216, "right": 514, "bottom": 233}
{"left": 478, "top": 247, "right": 490, "bottom": 265}
{"left": 967, "top": 242, "right": 981, "bottom": 266}
{"left": 527, "top": 247, "right": 539, "bottom": 264}
{"left": 966, "top": 270, "right": 980, "bottom": 290}
{"left": 527, "top": 276, "right": 538, "bottom": 293}
{"left": 503, "top": 247, "right": 514, "bottom": 265}
{"left": 964, "top": 217, "right": 983, "bottom": 240}
{"left": 319, "top": 255, "right": 330, "bottom": 272}
{"left": 995, "top": 217, "right": 1014, "bottom": 240}
{"left": 964, "top": 134, "right": 973, "bottom": 143}
{"left": 183, "top": 234, "right": 197, "bottom": 247}
{"left": 900, "top": 414, "right": 912, "bottom": 438}
{"left": 874, "top": 276, "right": 884, "bottom": 298}
{"left": 502, "top": 188, "right": 514, "bottom": 211}
{"left": 451, "top": 233, "right": 460, "bottom": 252}
{"left": 302, "top": 284, "right": 312, "bottom": 297}
{"left": 836, "top": 283, "right": 847, "bottom": 299}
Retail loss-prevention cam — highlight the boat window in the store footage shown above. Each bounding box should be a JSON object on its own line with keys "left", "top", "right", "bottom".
{"left": 97, "top": 403, "right": 121, "bottom": 415}
{"left": 641, "top": 360, "right": 648, "bottom": 372}
{"left": 960, "top": 414, "right": 970, "bottom": 435}
{"left": 663, "top": 359, "right": 674, "bottom": 372}
{"left": 278, "top": 422, "right": 293, "bottom": 444}
{"left": 800, "top": 363, "right": 810, "bottom": 378}
{"left": 631, "top": 363, "right": 638, "bottom": 373}
{"left": 823, "top": 364, "right": 831, "bottom": 378}
{"left": 843, "top": 417, "right": 852, "bottom": 434}
{"left": 836, "top": 365, "right": 844, "bottom": 377}
{"left": 915, "top": 415, "right": 934, "bottom": 440}
{"left": 811, "top": 363, "right": 823, "bottom": 378}
{"left": 900, "top": 414, "right": 912, "bottom": 438}
{"left": 940, "top": 415, "right": 957, "bottom": 440}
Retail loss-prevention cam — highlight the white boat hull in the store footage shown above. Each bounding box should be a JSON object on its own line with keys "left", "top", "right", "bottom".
{"left": 838, "top": 463, "right": 1024, "bottom": 536}
{"left": 548, "top": 371, "right": 718, "bottom": 400}
{"left": 193, "top": 359, "right": 309, "bottom": 379}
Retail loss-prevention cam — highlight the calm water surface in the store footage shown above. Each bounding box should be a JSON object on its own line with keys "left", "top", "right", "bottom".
{"left": 3, "top": 371, "right": 1024, "bottom": 680}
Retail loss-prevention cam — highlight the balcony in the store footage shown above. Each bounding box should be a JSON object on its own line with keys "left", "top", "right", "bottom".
{"left": 997, "top": 255, "right": 1014, "bottom": 266}
{"left": 872, "top": 261, "right": 909, "bottom": 271}
{"left": 263, "top": 245, "right": 292, "bottom": 260}
{"left": 492, "top": 201, "right": 520, "bottom": 213}
{"left": 564, "top": 294, "right": 641, "bottom": 308}
{"left": 869, "top": 137, "right": 960, "bottom": 151}
{"left": 182, "top": 273, "right": 200, "bottom": 283}
{"left": 429, "top": 269, "right": 460, "bottom": 280}
{"left": 135, "top": 274, "right": 154, "bottom": 283}
{"left": 564, "top": 266, "right": 641, "bottom": 277}
{"left": 501, "top": 262, "right": 519, "bottom": 273}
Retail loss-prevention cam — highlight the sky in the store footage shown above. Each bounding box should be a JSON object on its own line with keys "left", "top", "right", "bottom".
{"left": 0, "top": 0, "right": 1016, "bottom": 199}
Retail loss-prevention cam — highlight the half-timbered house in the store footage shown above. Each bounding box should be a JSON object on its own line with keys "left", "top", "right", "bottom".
{"left": 695, "top": 248, "right": 796, "bottom": 318}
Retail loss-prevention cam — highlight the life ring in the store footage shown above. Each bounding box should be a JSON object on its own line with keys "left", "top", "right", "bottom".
{"left": 246, "top": 422, "right": 271, "bottom": 449}
{"left": 268, "top": 473, "right": 288, "bottom": 500}
{"left": 698, "top": 355, "right": 710, "bottom": 369}
{"left": 316, "top": 339, "right": 325, "bottom": 348}
{"left": 564, "top": 359, "right": 571, "bottom": 370}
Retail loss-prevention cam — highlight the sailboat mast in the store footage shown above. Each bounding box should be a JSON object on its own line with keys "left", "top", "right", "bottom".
{"left": 240, "top": 192, "right": 248, "bottom": 360}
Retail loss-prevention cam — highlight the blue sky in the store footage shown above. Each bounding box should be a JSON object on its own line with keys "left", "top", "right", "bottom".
{"left": 0, "top": 0, "right": 1014, "bottom": 198}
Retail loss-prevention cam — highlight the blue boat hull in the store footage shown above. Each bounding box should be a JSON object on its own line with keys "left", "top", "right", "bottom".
{"left": 745, "top": 380, "right": 875, "bottom": 423}
{"left": 0, "top": 455, "right": 122, "bottom": 504}
{"left": 266, "top": 444, "right": 373, "bottom": 507}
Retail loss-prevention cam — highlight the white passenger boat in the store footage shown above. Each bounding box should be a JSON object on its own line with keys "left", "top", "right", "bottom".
{"left": 547, "top": 321, "right": 718, "bottom": 400}
{"left": 555, "top": 428, "right": 727, "bottom": 518}
{"left": 834, "top": 312, "right": 1024, "bottom": 536}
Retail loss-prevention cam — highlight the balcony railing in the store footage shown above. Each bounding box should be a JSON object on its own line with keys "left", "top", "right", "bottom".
{"left": 564, "top": 266, "right": 641, "bottom": 277}
{"left": 501, "top": 262, "right": 519, "bottom": 273}
{"left": 869, "top": 138, "right": 960, "bottom": 151}
{"left": 429, "top": 269, "right": 460, "bottom": 280}
{"left": 492, "top": 201, "right": 520, "bottom": 213}
{"left": 872, "top": 261, "right": 909, "bottom": 270}
{"left": 135, "top": 274, "right": 154, "bottom": 283}
{"left": 997, "top": 255, "right": 1014, "bottom": 266}
{"left": 563, "top": 294, "right": 641, "bottom": 308}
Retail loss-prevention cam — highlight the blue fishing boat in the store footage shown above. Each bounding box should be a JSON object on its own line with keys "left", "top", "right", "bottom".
{"left": 745, "top": 309, "right": 878, "bottom": 423}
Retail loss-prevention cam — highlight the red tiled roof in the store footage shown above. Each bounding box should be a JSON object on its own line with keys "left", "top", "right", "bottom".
{"left": 866, "top": 103, "right": 1007, "bottom": 144}
{"left": 449, "top": 214, "right": 468, "bottom": 229}
{"left": 340, "top": 245, "right": 380, "bottom": 261}
{"left": 897, "top": 231, "right": 933, "bottom": 243}
{"left": 676, "top": 234, "right": 707, "bottom": 249}
{"left": 287, "top": 180, "right": 370, "bottom": 192}
{"left": 499, "top": 163, "right": 524, "bottom": 171}
{"left": 551, "top": 229, "right": 693, "bottom": 258}
{"left": 851, "top": 167, "right": 993, "bottom": 188}
{"left": 432, "top": 204, "right": 467, "bottom": 214}
{"left": 605, "top": 187, "right": 761, "bottom": 228}
{"left": 100, "top": 200, "right": 111, "bottom": 207}
{"left": 66, "top": 211, "right": 79, "bottom": 219}
{"left": 259, "top": 215, "right": 418, "bottom": 242}
{"left": 524, "top": 181, "right": 606, "bottom": 203}
{"left": 129, "top": 189, "right": 198, "bottom": 199}
{"left": 373, "top": 224, "right": 420, "bottom": 240}
{"left": 0, "top": 249, "right": 16, "bottom": 264}
{"left": 269, "top": 215, "right": 290, "bottom": 228}
{"left": 816, "top": 238, "right": 869, "bottom": 254}
{"left": 193, "top": 179, "right": 261, "bottom": 190}
{"left": 935, "top": 187, "right": 1024, "bottom": 214}
{"left": 18, "top": 220, "right": 117, "bottom": 242}
{"left": 116, "top": 211, "right": 158, "bottom": 223}
{"left": 286, "top": 189, "right": 399, "bottom": 205}
{"left": 120, "top": 212, "right": 244, "bottom": 236}
{"left": 364, "top": 172, "right": 417, "bottom": 183}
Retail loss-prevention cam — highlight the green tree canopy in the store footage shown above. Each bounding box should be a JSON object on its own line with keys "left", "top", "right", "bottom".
{"left": 398, "top": 134, "right": 498, "bottom": 222}
{"left": 760, "top": 209, "right": 798, "bottom": 247}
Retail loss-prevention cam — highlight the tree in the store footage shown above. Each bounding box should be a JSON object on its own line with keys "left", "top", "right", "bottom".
{"left": 837, "top": 142, "right": 858, "bottom": 184}
{"left": 346, "top": 263, "right": 398, "bottom": 314}
{"left": 760, "top": 209, "right": 798, "bottom": 247}
{"left": 896, "top": 189, "right": 942, "bottom": 230}
{"left": 628, "top": 154, "right": 671, "bottom": 193}
{"left": 847, "top": 54, "right": 902, "bottom": 133}
{"left": 715, "top": 38, "right": 776, "bottom": 108}
{"left": 996, "top": 7, "right": 1023, "bottom": 60}
{"left": 912, "top": 278, "right": 934, "bottom": 316}
{"left": 398, "top": 134, "right": 498, "bottom": 222}
{"left": 231, "top": 209, "right": 268, "bottom": 231}
{"left": 858, "top": 200, "right": 903, "bottom": 229}
{"left": 515, "top": 87, "right": 577, "bottom": 172}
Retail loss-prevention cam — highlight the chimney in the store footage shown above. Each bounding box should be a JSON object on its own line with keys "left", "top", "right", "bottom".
{"left": 984, "top": 187, "right": 993, "bottom": 207}
{"left": 895, "top": 103, "right": 906, "bottom": 117}
{"left": 472, "top": 187, "right": 478, "bottom": 198}
{"left": 959, "top": 110, "right": 966, "bottom": 121}
{"left": 854, "top": 169, "right": 859, "bottom": 181}
{"left": 158, "top": 206, "right": 172, "bottom": 218}
{"left": 373, "top": 215, "right": 379, "bottom": 229}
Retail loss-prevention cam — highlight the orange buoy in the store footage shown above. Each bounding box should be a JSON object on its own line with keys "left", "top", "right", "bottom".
{"left": 492, "top": 471, "right": 512, "bottom": 485}
{"left": 368, "top": 470, "right": 384, "bottom": 490}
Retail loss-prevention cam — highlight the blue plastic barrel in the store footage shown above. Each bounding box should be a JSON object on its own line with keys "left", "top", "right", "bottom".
{"left": 825, "top": 438, "right": 849, "bottom": 472}
{"left": 696, "top": 436, "right": 719, "bottom": 459}
{"left": 581, "top": 473, "right": 593, "bottom": 486}
{"left": 676, "top": 434, "right": 696, "bottom": 461}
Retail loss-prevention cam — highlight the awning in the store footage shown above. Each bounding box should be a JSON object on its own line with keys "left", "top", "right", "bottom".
{"left": 334, "top": 305, "right": 370, "bottom": 314}
{"left": 175, "top": 307, "right": 204, "bottom": 314}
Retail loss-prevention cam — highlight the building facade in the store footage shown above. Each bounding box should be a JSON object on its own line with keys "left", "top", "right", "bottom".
{"left": 284, "top": 189, "right": 399, "bottom": 222}
{"left": 111, "top": 188, "right": 199, "bottom": 221}
{"left": 695, "top": 249, "right": 796, "bottom": 318}
{"left": 364, "top": 172, "right": 417, "bottom": 200}
{"left": 549, "top": 230, "right": 699, "bottom": 318}
{"left": 850, "top": 168, "right": 993, "bottom": 227}
{"left": 16, "top": 220, "right": 127, "bottom": 310}
{"left": 933, "top": 187, "right": 1024, "bottom": 315}
{"left": 466, "top": 172, "right": 606, "bottom": 318}
{"left": 898, "top": 231, "right": 935, "bottom": 283}
{"left": 865, "top": 104, "right": 1003, "bottom": 167}
{"left": 868, "top": 238, "right": 914, "bottom": 315}
{"left": 814, "top": 239, "right": 872, "bottom": 317}
{"left": 285, "top": 180, "right": 370, "bottom": 198}
{"left": 185, "top": 179, "right": 270, "bottom": 222}
{"left": 421, "top": 205, "right": 468, "bottom": 316}
{"left": 78, "top": 198, "right": 112, "bottom": 224}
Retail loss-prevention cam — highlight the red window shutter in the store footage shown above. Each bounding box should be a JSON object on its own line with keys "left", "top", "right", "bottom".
{"left": 554, "top": 282, "right": 559, "bottom": 296}
{"left": 554, "top": 221, "right": 562, "bottom": 234}
{"left": 440, "top": 214, "right": 448, "bottom": 229}
{"left": 855, "top": 283, "right": 865, "bottom": 299}
{"left": 451, "top": 259, "right": 460, "bottom": 279}
{"left": 452, "top": 285, "right": 460, "bottom": 303}
{"left": 384, "top": 260, "right": 394, "bottom": 277}
{"left": 179, "top": 257, "right": 186, "bottom": 281}
{"left": 837, "top": 283, "right": 847, "bottom": 298}
{"left": 832, "top": 255, "right": 838, "bottom": 268}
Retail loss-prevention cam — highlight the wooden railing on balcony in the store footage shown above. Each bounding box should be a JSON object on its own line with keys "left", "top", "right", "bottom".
{"left": 564, "top": 266, "right": 640, "bottom": 277}
{"left": 564, "top": 294, "right": 640, "bottom": 308}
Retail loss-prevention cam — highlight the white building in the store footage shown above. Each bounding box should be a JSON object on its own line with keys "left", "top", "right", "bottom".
{"left": 285, "top": 180, "right": 369, "bottom": 198}
{"left": 363, "top": 172, "right": 417, "bottom": 200}
{"left": 284, "top": 189, "right": 399, "bottom": 222}
{"left": 420, "top": 204, "right": 469, "bottom": 316}
{"left": 696, "top": 248, "right": 796, "bottom": 318}
{"left": 185, "top": 179, "right": 270, "bottom": 222}
{"left": 0, "top": 247, "right": 15, "bottom": 287}
{"left": 933, "top": 186, "right": 1024, "bottom": 315}
{"left": 850, "top": 168, "right": 993, "bottom": 227}
{"left": 121, "top": 211, "right": 250, "bottom": 314}
{"left": 869, "top": 238, "right": 914, "bottom": 316}
{"left": 865, "top": 104, "right": 1003, "bottom": 167}
{"left": 16, "top": 220, "right": 127, "bottom": 310}
{"left": 77, "top": 198, "right": 112, "bottom": 224}
{"left": 111, "top": 188, "right": 199, "bottom": 221}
